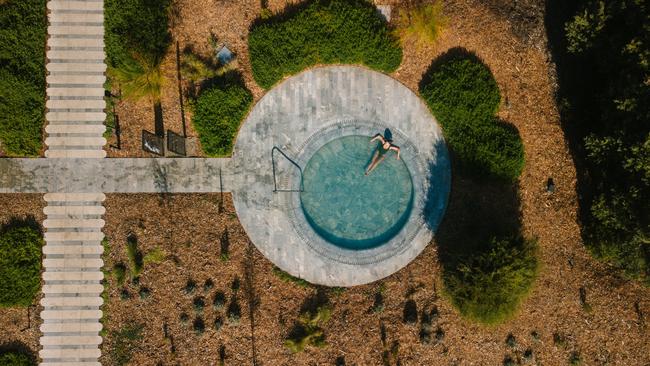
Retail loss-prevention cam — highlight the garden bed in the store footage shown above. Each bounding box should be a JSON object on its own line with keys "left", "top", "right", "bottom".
{"left": 0, "top": 194, "right": 45, "bottom": 363}
{"left": 99, "top": 192, "right": 650, "bottom": 365}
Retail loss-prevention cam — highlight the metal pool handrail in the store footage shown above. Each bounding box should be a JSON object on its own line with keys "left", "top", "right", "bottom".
{"left": 271, "top": 146, "right": 304, "bottom": 192}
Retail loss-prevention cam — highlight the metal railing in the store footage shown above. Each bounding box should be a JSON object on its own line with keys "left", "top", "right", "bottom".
{"left": 271, "top": 146, "right": 304, "bottom": 192}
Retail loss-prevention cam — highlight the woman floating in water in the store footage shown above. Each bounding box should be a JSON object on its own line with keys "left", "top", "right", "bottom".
{"left": 365, "top": 132, "right": 400, "bottom": 175}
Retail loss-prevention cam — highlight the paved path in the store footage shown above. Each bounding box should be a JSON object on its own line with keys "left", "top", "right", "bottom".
{"left": 0, "top": 158, "right": 233, "bottom": 193}
{"left": 40, "top": 0, "right": 107, "bottom": 364}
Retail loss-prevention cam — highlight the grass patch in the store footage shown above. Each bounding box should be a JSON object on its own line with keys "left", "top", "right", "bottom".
{"left": 109, "top": 323, "right": 144, "bottom": 366}
{"left": 248, "top": 0, "right": 402, "bottom": 89}
{"left": 190, "top": 74, "right": 253, "bottom": 156}
{"left": 395, "top": 2, "right": 447, "bottom": 47}
{"left": 272, "top": 267, "right": 311, "bottom": 288}
{"left": 285, "top": 305, "right": 332, "bottom": 353}
{"left": 0, "top": 224, "right": 43, "bottom": 307}
{"left": 143, "top": 247, "right": 166, "bottom": 265}
{"left": 0, "top": 0, "right": 46, "bottom": 156}
{"left": 419, "top": 48, "right": 524, "bottom": 182}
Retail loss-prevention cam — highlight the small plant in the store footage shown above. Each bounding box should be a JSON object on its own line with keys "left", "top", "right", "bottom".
{"left": 285, "top": 305, "right": 332, "bottom": 353}
{"left": 503, "top": 356, "right": 516, "bottom": 366}
{"left": 372, "top": 292, "right": 385, "bottom": 313}
{"left": 126, "top": 233, "right": 143, "bottom": 279}
{"left": 110, "top": 323, "right": 143, "bottom": 366}
{"left": 569, "top": 351, "right": 581, "bottom": 365}
{"left": 403, "top": 299, "right": 418, "bottom": 324}
{"left": 553, "top": 332, "right": 567, "bottom": 348}
{"left": 506, "top": 333, "right": 517, "bottom": 348}
{"left": 181, "top": 51, "right": 237, "bottom": 85}
{"left": 119, "top": 288, "right": 131, "bottom": 300}
{"left": 523, "top": 348, "right": 533, "bottom": 361}
{"left": 530, "top": 330, "right": 540, "bottom": 341}
{"left": 579, "top": 287, "right": 592, "bottom": 312}
{"left": 231, "top": 277, "right": 240, "bottom": 293}
{"left": 419, "top": 306, "right": 439, "bottom": 344}
{"left": 227, "top": 298, "right": 241, "bottom": 324}
{"left": 203, "top": 279, "right": 214, "bottom": 292}
{"left": 179, "top": 312, "right": 189, "bottom": 325}
{"left": 272, "top": 267, "right": 311, "bottom": 287}
{"left": 434, "top": 327, "right": 445, "bottom": 342}
{"left": 395, "top": 2, "right": 446, "bottom": 47}
{"left": 214, "top": 316, "right": 224, "bottom": 330}
{"left": 193, "top": 316, "right": 205, "bottom": 335}
{"left": 184, "top": 279, "right": 196, "bottom": 295}
{"left": 113, "top": 263, "right": 127, "bottom": 286}
{"left": 193, "top": 297, "right": 205, "bottom": 313}
{"left": 138, "top": 287, "right": 150, "bottom": 299}
{"left": 143, "top": 247, "right": 166, "bottom": 265}
{"left": 213, "top": 291, "right": 227, "bottom": 310}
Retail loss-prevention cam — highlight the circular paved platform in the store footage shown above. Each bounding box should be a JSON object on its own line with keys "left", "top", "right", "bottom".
{"left": 231, "top": 66, "right": 450, "bottom": 286}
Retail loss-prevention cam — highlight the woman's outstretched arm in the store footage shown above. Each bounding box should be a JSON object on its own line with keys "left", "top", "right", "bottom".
{"left": 391, "top": 145, "right": 401, "bottom": 159}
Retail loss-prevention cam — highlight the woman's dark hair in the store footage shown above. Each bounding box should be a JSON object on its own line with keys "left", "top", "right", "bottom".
{"left": 383, "top": 128, "right": 393, "bottom": 142}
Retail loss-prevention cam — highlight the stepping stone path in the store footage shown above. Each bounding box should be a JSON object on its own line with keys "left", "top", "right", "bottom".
{"left": 41, "top": 0, "right": 106, "bottom": 364}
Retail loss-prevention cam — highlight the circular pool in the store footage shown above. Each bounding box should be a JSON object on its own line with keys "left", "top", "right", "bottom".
{"left": 300, "top": 135, "right": 413, "bottom": 250}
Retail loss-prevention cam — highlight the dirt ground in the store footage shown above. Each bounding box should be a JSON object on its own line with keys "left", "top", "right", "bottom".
{"left": 98, "top": 190, "right": 649, "bottom": 366}
{"left": 0, "top": 194, "right": 44, "bottom": 360}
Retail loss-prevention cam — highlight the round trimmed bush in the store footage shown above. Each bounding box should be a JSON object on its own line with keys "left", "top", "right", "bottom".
{"left": 0, "top": 350, "right": 35, "bottom": 366}
{"left": 419, "top": 49, "right": 524, "bottom": 182}
{"left": 248, "top": 0, "right": 402, "bottom": 89}
{"left": 443, "top": 236, "right": 538, "bottom": 324}
{"left": 0, "top": 225, "right": 43, "bottom": 307}
{"left": 191, "top": 77, "right": 253, "bottom": 157}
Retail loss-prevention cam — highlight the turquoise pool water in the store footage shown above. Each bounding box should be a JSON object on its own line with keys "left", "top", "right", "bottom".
{"left": 300, "top": 135, "right": 414, "bottom": 250}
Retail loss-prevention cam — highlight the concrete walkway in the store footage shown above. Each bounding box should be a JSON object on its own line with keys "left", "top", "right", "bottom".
{"left": 39, "top": 0, "right": 107, "bottom": 364}
{"left": 0, "top": 158, "right": 233, "bottom": 193}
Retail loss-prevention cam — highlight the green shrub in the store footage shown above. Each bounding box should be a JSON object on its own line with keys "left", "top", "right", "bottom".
{"left": 104, "top": 0, "right": 171, "bottom": 69}
{"left": 248, "top": 0, "right": 402, "bottom": 89}
{"left": 0, "top": 0, "right": 46, "bottom": 156}
{"left": 443, "top": 236, "right": 538, "bottom": 324}
{"left": 419, "top": 49, "right": 524, "bottom": 182}
{"left": 0, "top": 225, "right": 43, "bottom": 307}
{"left": 191, "top": 76, "right": 253, "bottom": 156}
{"left": 0, "top": 350, "right": 35, "bottom": 366}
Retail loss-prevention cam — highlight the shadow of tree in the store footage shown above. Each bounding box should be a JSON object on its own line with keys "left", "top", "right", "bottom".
{"left": 0, "top": 341, "right": 38, "bottom": 365}
{"left": 0, "top": 215, "right": 42, "bottom": 236}
{"left": 420, "top": 47, "right": 535, "bottom": 323}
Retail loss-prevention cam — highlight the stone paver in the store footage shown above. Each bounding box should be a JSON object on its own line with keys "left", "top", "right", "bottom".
{"left": 39, "top": 1, "right": 107, "bottom": 363}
